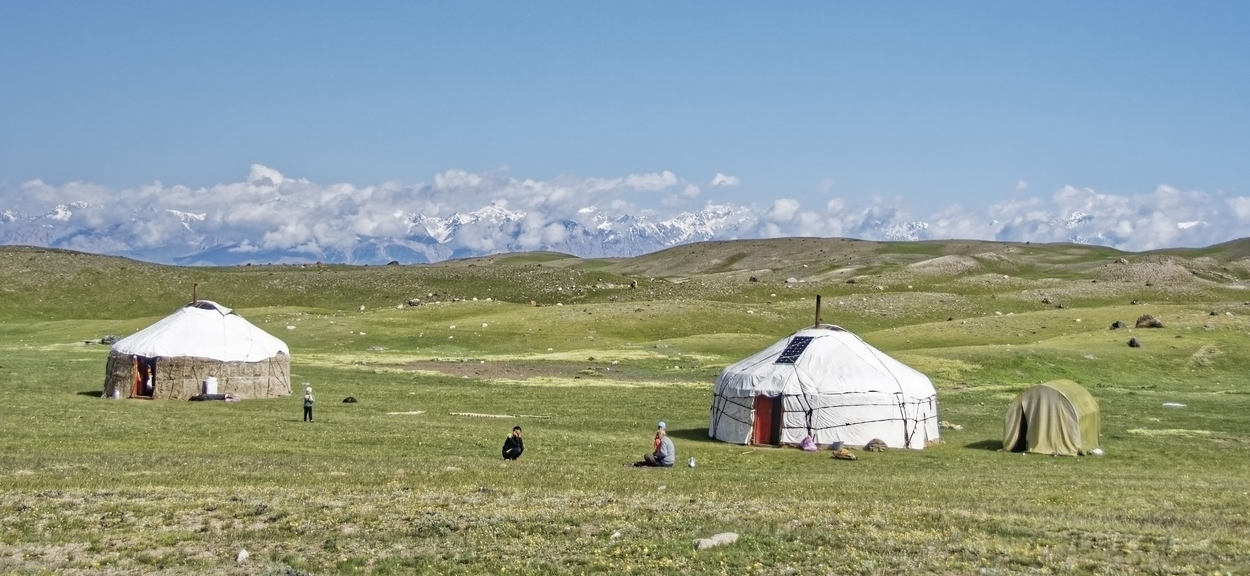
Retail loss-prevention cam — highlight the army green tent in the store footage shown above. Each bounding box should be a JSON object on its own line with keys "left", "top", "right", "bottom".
{"left": 1003, "top": 380, "right": 1100, "bottom": 456}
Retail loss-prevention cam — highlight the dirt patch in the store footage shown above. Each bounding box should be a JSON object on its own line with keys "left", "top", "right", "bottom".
{"left": 404, "top": 360, "right": 692, "bottom": 383}
{"left": 1090, "top": 259, "right": 1197, "bottom": 284}
{"left": 906, "top": 255, "right": 980, "bottom": 275}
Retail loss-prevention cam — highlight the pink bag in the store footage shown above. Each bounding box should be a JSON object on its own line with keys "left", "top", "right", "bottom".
{"left": 799, "top": 435, "right": 817, "bottom": 452}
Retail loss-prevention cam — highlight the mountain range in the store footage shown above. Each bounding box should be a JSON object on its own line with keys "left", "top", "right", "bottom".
{"left": 2, "top": 201, "right": 932, "bottom": 265}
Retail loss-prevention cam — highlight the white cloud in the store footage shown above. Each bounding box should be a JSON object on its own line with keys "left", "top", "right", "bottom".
{"left": 248, "top": 164, "right": 285, "bottom": 188}
{"left": 433, "top": 169, "right": 483, "bottom": 190}
{"left": 661, "top": 184, "right": 702, "bottom": 208}
{"left": 5, "top": 165, "right": 1250, "bottom": 262}
{"left": 587, "top": 171, "right": 678, "bottom": 193}
{"left": 1015, "top": 180, "right": 1028, "bottom": 191}
{"left": 626, "top": 171, "right": 679, "bottom": 191}
{"left": 711, "top": 173, "right": 740, "bottom": 187}
{"left": 765, "top": 198, "right": 800, "bottom": 223}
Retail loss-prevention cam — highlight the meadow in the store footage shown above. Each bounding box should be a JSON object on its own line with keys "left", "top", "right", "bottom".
{"left": 1, "top": 241, "right": 1249, "bottom": 575}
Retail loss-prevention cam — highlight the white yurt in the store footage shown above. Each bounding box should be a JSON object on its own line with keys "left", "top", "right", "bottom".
{"left": 710, "top": 324, "right": 939, "bottom": 449}
{"left": 102, "top": 300, "right": 291, "bottom": 400}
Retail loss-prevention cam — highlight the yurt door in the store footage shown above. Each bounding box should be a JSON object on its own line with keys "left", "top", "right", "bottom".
{"left": 132, "top": 357, "right": 156, "bottom": 398}
{"left": 753, "top": 396, "right": 784, "bottom": 445}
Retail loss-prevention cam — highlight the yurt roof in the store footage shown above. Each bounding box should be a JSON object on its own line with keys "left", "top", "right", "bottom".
{"left": 713, "top": 324, "right": 935, "bottom": 398}
{"left": 110, "top": 300, "right": 289, "bottom": 362}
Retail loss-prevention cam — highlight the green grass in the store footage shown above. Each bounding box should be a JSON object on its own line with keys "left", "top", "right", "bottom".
{"left": 2, "top": 243, "right": 1250, "bottom": 575}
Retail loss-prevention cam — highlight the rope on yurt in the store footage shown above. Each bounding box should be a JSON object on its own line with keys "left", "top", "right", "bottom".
{"left": 709, "top": 392, "right": 740, "bottom": 436}
{"left": 789, "top": 364, "right": 817, "bottom": 437}
{"left": 710, "top": 393, "right": 753, "bottom": 427}
{"left": 846, "top": 330, "right": 915, "bottom": 447}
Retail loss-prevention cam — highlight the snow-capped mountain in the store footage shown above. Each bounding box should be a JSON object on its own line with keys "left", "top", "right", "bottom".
{"left": 878, "top": 221, "right": 929, "bottom": 241}
{"left": 5, "top": 164, "right": 1244, "bottom": 263}
{"left": 1053, "top": 211, "right": 1094, "bottom": 229}
{"left": 0, "top": 198, "right": 776, "bottom": 265}
{"left": 406, "top": 202, "right": 526, "bottom": 243}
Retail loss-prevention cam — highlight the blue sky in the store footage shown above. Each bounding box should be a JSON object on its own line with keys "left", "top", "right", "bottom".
{"left": 2, "top": 2, "right": 1250, "bottom": 256}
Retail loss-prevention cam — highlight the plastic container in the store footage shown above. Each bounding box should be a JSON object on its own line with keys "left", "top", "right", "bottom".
{"left": 203, "top": 376, "right": 218, "bottom": 395}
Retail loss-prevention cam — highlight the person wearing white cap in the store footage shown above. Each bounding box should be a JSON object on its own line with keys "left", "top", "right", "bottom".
{"left": 633, "top": 421, "right": 675, "bottom": 467}
{"left": 302, "top": 385, "right": 315, "bottom": 422}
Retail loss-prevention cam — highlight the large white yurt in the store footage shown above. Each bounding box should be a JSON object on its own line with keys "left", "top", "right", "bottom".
{"left": 102, "top": 300, "right": 291, "bottom": 400}
{"left": 710, "top": 324, "right": 939, "bottom": 449}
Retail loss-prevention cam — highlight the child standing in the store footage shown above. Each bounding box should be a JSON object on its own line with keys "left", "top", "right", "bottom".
{"left": 303, "top": 385, "right": 314, "bottom": 422}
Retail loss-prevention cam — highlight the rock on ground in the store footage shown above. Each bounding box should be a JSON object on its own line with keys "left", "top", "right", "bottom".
{"left": 693, "top": 532, "right": 739, "bottom": 550}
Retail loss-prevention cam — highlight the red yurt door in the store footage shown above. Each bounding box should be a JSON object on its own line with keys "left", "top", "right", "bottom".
{"left": 753, "top": 396, "right": 783, "bottom": 445}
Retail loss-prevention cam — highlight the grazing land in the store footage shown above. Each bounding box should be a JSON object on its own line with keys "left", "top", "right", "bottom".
{"left": 2, "top": 239, "right": 1250, "bottom": 575}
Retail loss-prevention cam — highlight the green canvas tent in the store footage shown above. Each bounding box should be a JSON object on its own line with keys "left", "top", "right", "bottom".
{"left": 1003, "top": 380, "right": 1100, "bottom": 456}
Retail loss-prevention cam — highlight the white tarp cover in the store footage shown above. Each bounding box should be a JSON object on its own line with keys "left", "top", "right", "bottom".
{"left": 111, "top": 300, "right": 289, "bottom": 362}
{"left": 710, "top": 325, "right": 939, "bottom": 450}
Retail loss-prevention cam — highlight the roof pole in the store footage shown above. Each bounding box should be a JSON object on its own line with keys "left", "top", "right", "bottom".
{"left": 193, "top": 283, "right": 198, "bottom": 303}
{"left": 814, "top": 294, "right": 822, "bottom": 327}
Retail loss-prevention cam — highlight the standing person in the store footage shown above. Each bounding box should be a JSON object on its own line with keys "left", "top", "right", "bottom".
{"left": 502, "top": 426, "right": 524, "bottom": 461}
{"left": 633, "top": 421, "right": 675, "bottom": 467}
{"left": 303, "top": 385, "right": 314, "bottom": 422}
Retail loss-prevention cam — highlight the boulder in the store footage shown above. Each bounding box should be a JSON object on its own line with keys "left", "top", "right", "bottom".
{"left": 1128, "top": 337, "right": 1142, "bottom": 348}
{"left": 693, "top": 532, "right": 739, "bottom": 550}
{"left": 1136, "top": 314, "right": 1164, "bottom": 328}
{"left": 1110, "top": 320, "right": 1127, "bottom": 329}
{"left": 832, "top": 448, "right": 858, "bottom": 461}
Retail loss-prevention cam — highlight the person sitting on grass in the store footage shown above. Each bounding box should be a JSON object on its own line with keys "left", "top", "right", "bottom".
{"left": 633, "top": 421, "right": 675, "bottom": 467}
{"left": 502, "top": 426, "right": 524, "bottom": 461}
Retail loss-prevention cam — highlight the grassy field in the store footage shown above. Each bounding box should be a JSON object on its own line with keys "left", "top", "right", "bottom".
{"left": 2, "top": 242, "right": 1250, "bottom": 575}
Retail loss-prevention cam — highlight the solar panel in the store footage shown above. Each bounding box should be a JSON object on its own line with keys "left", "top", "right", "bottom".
{"left": 775, "top": 336, "right": 814, "bottom": 364}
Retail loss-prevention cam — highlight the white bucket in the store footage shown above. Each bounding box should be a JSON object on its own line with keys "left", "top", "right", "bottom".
{"left": 203, "top": 377, "right": 218, "bottom": 395}
{"left": 112, "top": 388, "right": 121, "bottom": 400}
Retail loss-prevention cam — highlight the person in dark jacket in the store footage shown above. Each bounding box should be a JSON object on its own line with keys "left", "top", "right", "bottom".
{"left": 502, "top": 426, "right": 524, "bottom": 460}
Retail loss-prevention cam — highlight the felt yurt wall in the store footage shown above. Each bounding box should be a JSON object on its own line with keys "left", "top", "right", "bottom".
{"left": 103, "top": 351, "right": 291, "bottom": 400}
{"left": 102, "top": 300, "right": 291, "bottom": 400}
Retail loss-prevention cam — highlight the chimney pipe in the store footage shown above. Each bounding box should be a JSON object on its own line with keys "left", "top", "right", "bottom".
{"left": 814, "top": 294, "right": 822, "bottom": 327}
{"left": 193, "top": 283, "right": 198, "bottom": 303}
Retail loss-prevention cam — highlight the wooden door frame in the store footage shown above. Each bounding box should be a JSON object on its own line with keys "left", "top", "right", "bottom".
{"left": 132, "top": 356, "right": 156, "bottom": 399}
{"left": 753, "top": 395, "right": 784, "bottom": 445}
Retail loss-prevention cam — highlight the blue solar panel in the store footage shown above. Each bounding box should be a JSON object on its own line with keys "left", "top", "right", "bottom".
{"left": 775, "top": 336, "right": 814, "bottom": 364}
